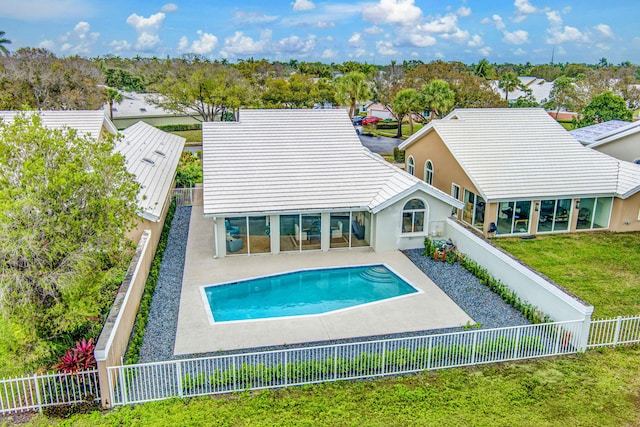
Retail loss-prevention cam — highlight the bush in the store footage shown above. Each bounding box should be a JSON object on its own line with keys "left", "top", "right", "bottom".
{"left": 175, "top": 152, "right": 203, "bottom": 188}
{"left": 376, "top": 121, "right": 398, "bottom": 130}
{"left": 55, "top": 338, "right": 96, "bottom": 373}
{"left": 393, "top": 147, "right": 405, "bottom": 163}
{"left": 155, "top": 123, "right": 202, "bottom": 132}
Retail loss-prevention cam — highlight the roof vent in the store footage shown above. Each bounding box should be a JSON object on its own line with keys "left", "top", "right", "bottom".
{"left": 154, "top": 149, "right": 166, "bottom": 157}
{"left": 141, "top": 157, "right": 155, "bottom": 166}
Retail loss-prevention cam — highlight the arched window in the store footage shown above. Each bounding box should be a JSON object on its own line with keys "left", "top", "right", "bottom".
{"left": 424, "top": 160, "right": 434, "bottom": 185}
{"left": 407, "top": 156, "right": 415, "bottom": 175}
{"left": 402, "top": 198, "right": 427, "bottom": 233}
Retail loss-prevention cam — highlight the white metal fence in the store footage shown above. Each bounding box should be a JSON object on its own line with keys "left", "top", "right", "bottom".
{"left": 587, "top": 315, "right": 640, "bottom": 348}
{"left": 173, "top": 187, "right": 202, "bottom": 207}
{"left": 0, "top": 370, "right": 99, "bottom": 414}
{"left": 108, "top": 320, "right": 585, "bottom": 406}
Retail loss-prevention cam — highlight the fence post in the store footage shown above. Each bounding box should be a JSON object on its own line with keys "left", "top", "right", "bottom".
{"left": 118, "top": 367, "right": 128, "bottom": 405}
{"left": 512, "top": 327, "right": 521, "bottom": 360}
{"left": 33, "top": 373, "right": 42, "bottom": 414}
{"left": 283, "top": 351, "right": 288, "bottom": 386}
{"left": 470, "top": 332, "right": 477, "bottom": 365}
{"left": 381, "top": 341, "right": 386, "bottom": 375}
{"left": 333, "top": 347, "right": 338, "bottom": 380}
{"left": 613, "top": 316, "right": 622, "bottom": 347}
{"left": 426, "top": 336, "right": 432, "bottom": 371}
{"left": 577, "top": 315, "right": 592, "bottom": 352}
{"left": 176, "top": 361, "right": 183, "bottom": 398}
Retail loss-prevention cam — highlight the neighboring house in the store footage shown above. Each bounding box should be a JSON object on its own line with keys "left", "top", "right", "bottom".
{"left": 399, "top": 108, "right": 640, "bottom": 237}
{"left": 490, "top": 76, "right": 554, "bottom": 105}
{"left": 0, "top": 110, "right": 185, "bottom": 247}
{"left": 365, "top": 102, "right": 392, "bottom": 119}
{"left": 570, "top": 120, "right": 640, "bottom": 164}
{"left": 105, "top": 91, "right": 200, "bottom": 129}
{"left": 116, "top": 121, "right": 186, "bottom": 243}
{"left": 201, "top": 109, "right": 461, "bottom": 257}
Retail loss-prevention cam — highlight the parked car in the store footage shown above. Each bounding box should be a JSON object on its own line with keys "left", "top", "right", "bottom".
{"left": 362, "top": 116, "right": 382, "bottom": 125}
{"left": 351, "top": 116, "right": 364, "bottom": 126}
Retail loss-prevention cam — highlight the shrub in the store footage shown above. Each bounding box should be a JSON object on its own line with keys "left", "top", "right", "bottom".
{"left": 55, "top": 338, "right": 96, "bottom": 373}
{"left": 155, "top": 123, "right": 202, "bottom": 132}
{"left": 376, "top": 121, "right": 398, "bottom": 130}
{"left": 393, "top": 147, "right": 405, "bottom": 163}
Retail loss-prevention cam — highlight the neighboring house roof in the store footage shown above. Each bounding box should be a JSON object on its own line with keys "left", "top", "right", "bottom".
{"left": 569, "top": 120, "right": 640, "bottom": 148}
{"left": 490, "top": 77, "right": 554, "bottom": 104}
{"left": 0, "top": 110, "right": 117, "bottom": 138}
{"left": 117, "top": 121, "right": 186, "bottom": 222}
{"left": 399, "top": 108, "right": 640, "bottom": 201}
{"left": 104, "top": 91, "right": 198, "bottom": 119}
{"left": 202, "top": 109, "right": 460, "bottom": 217}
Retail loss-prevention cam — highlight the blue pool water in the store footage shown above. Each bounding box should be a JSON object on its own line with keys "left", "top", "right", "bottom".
{"left": 203, "top": 265, "right": 418, "bottom": 322}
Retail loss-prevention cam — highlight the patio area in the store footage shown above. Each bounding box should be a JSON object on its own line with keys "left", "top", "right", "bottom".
{"left": 172, "top": 205, "right": 473, "bottom": 355}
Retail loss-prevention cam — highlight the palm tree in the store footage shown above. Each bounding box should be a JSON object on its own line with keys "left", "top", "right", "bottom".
{"left": 499, "top": 72, "right": 520, "bottom": 102}
{"left": 333, "top": 72, "right": 372, "bottom": 118}
{"left": 106, "top": 88, "right": 123, "bottom": 120}
{"left": 0, "top": 31, "right": 12, "bottom": 56}
{"left": 474, "top": 58, "right": 494, "bottom": 79}
{"left": 392, "top": 89, "right": 422, "bottom": 137}
{"left": 422, "top": 79, "right": 455, "bottom": 119}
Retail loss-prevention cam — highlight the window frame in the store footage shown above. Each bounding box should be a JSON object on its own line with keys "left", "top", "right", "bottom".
{"left": 424, "top": 160, "right": 434, "bottom": 185}
{"left": 407, "top": 155, "right": 415, "bottom": 176}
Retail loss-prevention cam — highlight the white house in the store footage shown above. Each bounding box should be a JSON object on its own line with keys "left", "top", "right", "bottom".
{"left": 570, "top": 120, "right": 640, "bottom": 164}
{"left": 201, "top": 109, "right": 461, "bottom": 257}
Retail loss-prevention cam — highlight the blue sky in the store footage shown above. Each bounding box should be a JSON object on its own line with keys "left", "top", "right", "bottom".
{"left": 1, "top": 0, "right": 637, "bottom": 64}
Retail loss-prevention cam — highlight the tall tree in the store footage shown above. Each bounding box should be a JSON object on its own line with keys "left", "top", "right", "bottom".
{"left": 333, "top": 71, "right": 372, "bottom": 118}
{"left": 0, "top": 114, "right": 140, "bottom": 363}
{"left": 498, "top": 72, "right": 520, "bottom": 101}
{"left": 105, "top": 88, "right": 123, "bottom": 120}
{"left": 0, "top": 31, "right": 11, "bottom": 56}
{"left": 581, "top": 91, "right": 632, "bottom": 124}
{"left": 422, "top": 79, "right": 455, "bottom": 119}
{"left": 474, "top": 59, "right": 495, "bottom": 79}
{"left": 546, "top": 76, "right": 580, "bottom": 115}
{"left": 391, "top": 88, "right": 422, "bottom": 136}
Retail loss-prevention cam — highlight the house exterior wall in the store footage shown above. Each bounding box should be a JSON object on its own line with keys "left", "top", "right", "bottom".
{"left": 609, "top": 192, "right": 640, "bottom": 232}
{"left": 591, "top": 133, "right": 640, "bottom": 163}
{"left": 404, "top": 131, "right": 484, "bottom": 231}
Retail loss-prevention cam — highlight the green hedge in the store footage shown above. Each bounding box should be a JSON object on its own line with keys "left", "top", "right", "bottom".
{"left": 125, "top": 200, "right": 177, "bottom": 364}
{"left": 155, "top": 123, "right": 202, "bottom": 132}
{"left": 376, "top": 122, "right": 398, "bottom": 130}
{"left": 393, "top": 147, "right": 405, "bottom": 163}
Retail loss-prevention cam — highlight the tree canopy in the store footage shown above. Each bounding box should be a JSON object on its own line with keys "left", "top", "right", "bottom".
{"left": 581, "top": 91, "right": 632, "bottom": 124}
{"left": 333, "top": 71, "right": 372, "bottom": 118}
{"left": 422, "top": 79, "right": 455, "bottom": 119}
{"left": 0, "top": 114, "right": 140, "bottom": 364}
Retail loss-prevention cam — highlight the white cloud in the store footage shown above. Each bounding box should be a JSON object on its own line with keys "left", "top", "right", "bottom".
{"left": 376, "top": 40, "right": 399, "bottom": 55}
{"left": 482, "top": 14, "right": 506, "bottom": 31}
{"left": 406, "top": 32, "right": 437, "bottom": 47}
{"left": 513, "top": 47, "right": 526, "bottom": 56}
{"left": 38, "top": 39, "right": 56, "bottom": 50}
{"left": 160, "top": 3, "right": 178, "bottom": 13}
{"left": 456, "top": 6, "right": 471, "bottom": 17}
{"left": 349, "top": 32, "right": 362, "bottom": 46}
{"left": 276, "top": 35, "right": 316, "bottom": 56}
{"left": 434, "top": 51, "right": 444, "bottom": 59}
{"left": 594, "top": 24, "right": 613, "bottom": 38}
{"left": 177, "top": 36, "right": 189, "bottom": 52}
{"left": 126, "top": 12, "right": 165, "bottom": 51}
{"left": 109, "top": 39, "right": 132, "bottom": 52}
{"left": 468, "top": 34, "right": 484, "bottom": 47}
{"left": 545, "top": 10, "right": 562, "bottom": 27}
{"left": 513, "top": 0, "right": 538, "bottom": 22}
{"left": 478, "top": 46, "right": 493, "bottom": 56}
{"left": 441, "top": 28, "right": 470, "bottom": 44}
{"left": 220, "top": 30, "right": 271, "bottom": 56}
{"left": 233, "top": 11, "right": 279, "bottom": 24}
{"left": 503, "top": 29, "right": 528, "bottom": 45}
{"left": 292, "top": 0, "right": 315, "bottom": 11}
{"left": 314, "top": 21, "right": 335, "bottom": 28}
{"left": 321, "top": 49, "right": 336, "bottom": 59}
{"left": 190, "top": 30, "right": 218, "bottom": 54}
{"left": 362, "top": 0, "right": 423, "bottom": 26}
{"left": 58, "top": 21, "right": 100, "bottom": 55}
{"left": 364, "top": 26, "right": 384, "bottom": 35}
{"left": 420, "top": 14, "right": 458, "bottom": 34}
{"left": 547, "top": 26, "right": 587, "bottom": 44}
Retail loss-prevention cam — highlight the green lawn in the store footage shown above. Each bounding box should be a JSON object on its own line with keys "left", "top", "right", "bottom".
{"left": 367, "top": 123, "right": 424, "bottom": 139}
{"left": 169, "top": 129, "right": 202, "bottom": 144}
{"left": 22, "top": 346, "right": 640, "bottom": 427}
{"left": 493, "top": 231, "right": 640, "bottom": 318}
{"left": 16, "top": 231, "right": 640, "bottom": 426}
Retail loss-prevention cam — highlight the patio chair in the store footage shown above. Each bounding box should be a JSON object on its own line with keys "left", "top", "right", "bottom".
{"left": 294, "top": 224, "right": 308, "bottom": 242}
{"left": 331, "top": 222, "right": 343, "bottom": 239}
{"left": 225, "top": 219, "right": 240, "bottom": 236}
{"left": 433, "top": 239, "right": 457, "bottom": 262}
{"left": 226, "top": 236, "right": 243, "bottom": 253}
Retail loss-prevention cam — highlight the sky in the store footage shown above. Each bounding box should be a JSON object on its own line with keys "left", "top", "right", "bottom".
{"left": 1, "top": 0, "right": 638, "bottom": 65}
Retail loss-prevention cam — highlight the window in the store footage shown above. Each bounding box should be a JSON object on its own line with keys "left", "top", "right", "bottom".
{"left": 451, "top": 183, "right": 460, "bottom": 216}
{"left": 537, "top": 199, "right": 572, "bottom": 233}
{"left": 462, "top": 190, "right": 485, "bottom": 231}
{"left": 424, "top": 160, "right": 434, "bottom": 185}
{"left": 407, "top": 156, "right": 415, "bottom": 175}
{"left": 402, "top": 198, "right": 427, "bottom": 233}
{"left": 496, "top": 200, "right": 532, "bottom": 235}
{"left": 576, "top": 197, "right": 612, "bottom": 230}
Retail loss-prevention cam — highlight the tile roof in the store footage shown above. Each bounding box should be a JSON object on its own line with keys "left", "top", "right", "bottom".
{"left": 400, "top": 108, "right": 640, "bottom": 201}
{"left": 0, "top": 110, "right": 116, "bottom": 138}
{"left": 569, "top": 120, "right": 640, "bottom": 148}
{"left": 202, "top": 109, "right": 459, "bottom": 216}
{"left": 117, "top": 121, "right": 186, "bottom": 221}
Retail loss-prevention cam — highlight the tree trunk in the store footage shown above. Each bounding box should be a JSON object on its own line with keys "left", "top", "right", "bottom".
{"left": 109, "top": 100, "right": 114, "bottom": 120}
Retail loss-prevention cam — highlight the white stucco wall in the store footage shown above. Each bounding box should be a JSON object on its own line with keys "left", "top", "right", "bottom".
{"left": 373, "top": 190, "right": 455, "bottom": 252}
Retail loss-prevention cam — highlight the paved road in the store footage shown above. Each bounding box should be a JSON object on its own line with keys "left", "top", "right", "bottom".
{"left": 183, "top": 134, "right": 402, "bottom": 155}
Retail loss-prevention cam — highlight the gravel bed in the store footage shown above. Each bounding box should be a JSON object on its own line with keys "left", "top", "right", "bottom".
{"left": 138, "top": 213, "right": 528, "bottom": 362}
{"left": 402, "top": 248, "right": 529, "bottom": 328}
{"left": 138, "top": 206, "right": 191, "bottom": 363}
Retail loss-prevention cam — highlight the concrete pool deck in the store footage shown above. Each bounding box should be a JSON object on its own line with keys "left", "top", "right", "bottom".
{"left": 174, "top": 206, "right": 474, "bottom": 355}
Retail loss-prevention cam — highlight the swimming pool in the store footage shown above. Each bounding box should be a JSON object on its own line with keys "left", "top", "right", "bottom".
{"left": 201, "top": 264, "right": 420, "bottom": 323}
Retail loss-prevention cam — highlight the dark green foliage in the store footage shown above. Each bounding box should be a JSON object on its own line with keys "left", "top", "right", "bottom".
{"left": 376, "top": 121, "right": 398, "bottom": 129}
{"left": 174, "top": 151, "right": 203, "bottom": 188}
{"left": 393, "top": 147, "right": 405, "bottom": 163}
{"left": 104, "top": 68, "right": 146, "bottom": 92}
{"left": 155, "top": 123, "right": 202, "bottom": 132}
{"left": 125, "top": 200, "right": 177, "bottom": 364}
